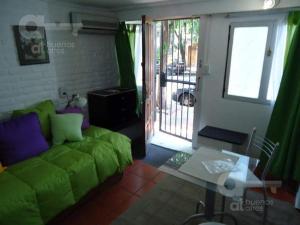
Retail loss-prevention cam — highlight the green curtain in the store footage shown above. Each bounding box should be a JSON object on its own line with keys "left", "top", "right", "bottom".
{"left": 115, "top": 22, "right": 137, "bottom": 89}
{"left": 115, "top": 22, "right": 141, "bottom": 116}
{"left": 127, "top": 24, "right": 136, "bottom": 63}
{"left": 285, "top": 12, "right": 300, "bottom": 62}
{"left": 127, "top": 24, "right": 143, "bottom": 116}
{"left": 264, "top": 11, "right": 300, "bottom": 181}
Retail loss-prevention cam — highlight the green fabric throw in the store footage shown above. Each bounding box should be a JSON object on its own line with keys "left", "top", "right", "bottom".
{"left": 264, "top": 11, "right": 300, "bottom": 181}
{"left": 0, "top": 172, "right": 44, "bottom": 225}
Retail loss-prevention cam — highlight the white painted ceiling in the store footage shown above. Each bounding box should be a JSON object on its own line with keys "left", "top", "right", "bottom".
{"left": 56, "top": 0, "right": 204, "bottom": 10}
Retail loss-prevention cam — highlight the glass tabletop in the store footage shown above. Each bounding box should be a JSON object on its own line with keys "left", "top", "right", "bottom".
{"left": 159, "top": 146, "right": 262, "bottom": 198}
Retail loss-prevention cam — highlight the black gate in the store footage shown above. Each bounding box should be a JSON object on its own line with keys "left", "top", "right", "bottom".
{"left": 156, "top": 18, "right": 199, "bottom": 140}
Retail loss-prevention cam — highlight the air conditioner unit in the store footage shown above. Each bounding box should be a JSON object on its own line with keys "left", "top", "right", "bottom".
{"left": 70, "top": 12, "right": 119, "bottom": 35}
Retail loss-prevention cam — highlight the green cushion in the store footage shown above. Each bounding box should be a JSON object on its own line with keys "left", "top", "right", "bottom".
{"left": 40, "top": 145, "right": 99, "bottom": 201}
{"left": 7, "top": 158, "right": 75, "bottom": 223}
{"left": 12, "top": 100, "right": 55, "bottom": 139}
{"left": 0, "top": 172, "right": 43, "bottom": 225}
{"left": 50, "top": 113, "right": 83, "bottom": 145}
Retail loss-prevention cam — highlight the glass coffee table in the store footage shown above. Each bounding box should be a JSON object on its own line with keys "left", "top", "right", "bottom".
{"left": 159, "top": 146, "right": 261, "bottom": 224}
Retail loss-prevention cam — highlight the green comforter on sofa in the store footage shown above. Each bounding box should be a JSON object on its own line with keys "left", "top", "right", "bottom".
{"left": 0, "top": 126, "right": 132, "bottom": 225}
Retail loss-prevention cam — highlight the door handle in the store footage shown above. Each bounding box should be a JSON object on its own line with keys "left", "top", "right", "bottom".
{"left": 196, "top": 76, "right": 201, "bottom": 92}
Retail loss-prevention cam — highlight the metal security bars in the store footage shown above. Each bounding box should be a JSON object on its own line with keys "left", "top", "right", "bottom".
{"left": 156, "top": 18, "right": 199, "bottom": 140}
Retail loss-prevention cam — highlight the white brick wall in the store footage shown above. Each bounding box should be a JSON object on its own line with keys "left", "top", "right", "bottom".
{"left": 0, "top": 0, "right": 119, "bottom": 119}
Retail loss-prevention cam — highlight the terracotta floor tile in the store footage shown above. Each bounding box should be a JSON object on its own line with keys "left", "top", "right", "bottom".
{"left": 57, "top": 213, "right": 84, "bottom": 225}
{"left": 251, "top": 187, "right": 295, "bottom": 204}
{"left": 136, "top": 181, "right": 156, "bottom": 197}
{"left": 113, "top": 195, "right": 140, "bottom": 215}
{"left": 97, "top": 187, "right": 133, "bottom": 207}
{"left": 125, "top": 160, "right": 144, "bottom": 173}
{"left": 129, "top": 163, "right": 159, "bottom": 180}
{"left": 104, "top": 183, "right": 123, "bottom": 194}
{"left": 153, "top": 171, "right": 167, "bottom": 183}
{"left": 75, "top": 203, "right": 108, "bottom": 225}
{"left": 101, "top": 211, "right": 120, "bottom": 225}
{"left": 124, "top": 168, "right": 132, "bottom": 176}
{"left": 133, "top": 159, "right": 144, "bottom": 165}
{"left": 92, "top": 192, "right": 114, "bottom": 207}
{"left": 108, "top": 190, "right": 133, "bottom": 207}
{"left": 119, "top": 173, "right": 148, "bottom": 194}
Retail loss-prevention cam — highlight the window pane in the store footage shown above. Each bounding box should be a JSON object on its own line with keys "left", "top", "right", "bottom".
{"left": 228, "top": 26, "right": 269, "bottom": 99}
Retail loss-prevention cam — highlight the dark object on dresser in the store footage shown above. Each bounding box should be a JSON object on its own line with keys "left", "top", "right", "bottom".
{"left": 88, "top": 87, "right": 145, "bottom": 158}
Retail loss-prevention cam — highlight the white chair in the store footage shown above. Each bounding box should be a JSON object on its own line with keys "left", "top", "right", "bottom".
{"left": 243, "top": 127, "right": 280, "bottom": 225}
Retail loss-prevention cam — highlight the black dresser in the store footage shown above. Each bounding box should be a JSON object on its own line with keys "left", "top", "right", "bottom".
{"left": 88, "top": 87, "right": 137, "bottom": 130}
{"left": 88, "top": 87, "right": 145, "bottom": 158}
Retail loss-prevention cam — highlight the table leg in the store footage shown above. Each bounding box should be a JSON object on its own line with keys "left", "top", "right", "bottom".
{"left": 220, "top": 196, "right": 226, "bottom": 222}
{"left": 201, "top": 183, "right": 237, "bottom": 224}
{"left": 204, "top": 184, "right": 216, "bottom": 221}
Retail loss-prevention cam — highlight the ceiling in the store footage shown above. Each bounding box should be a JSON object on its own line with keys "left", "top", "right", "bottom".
{"left": 56, "top": 0, "right": 204, "bottom": 10}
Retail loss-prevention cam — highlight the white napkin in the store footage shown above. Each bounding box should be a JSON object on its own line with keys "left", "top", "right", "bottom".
{"left": 201, "top": 158, "right": 237, "bottom": 174}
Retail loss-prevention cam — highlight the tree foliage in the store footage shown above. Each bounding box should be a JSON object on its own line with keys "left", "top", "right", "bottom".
{"left": 167, "top": 19, "right": 199, "bottom": 64}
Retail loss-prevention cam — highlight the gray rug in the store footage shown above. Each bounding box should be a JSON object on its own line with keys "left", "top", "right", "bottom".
{"left": 112, "top": 175, "right": 300, "bottom": 225}
{"left": 143, "top": 144, "right": 176, "bottom": 167}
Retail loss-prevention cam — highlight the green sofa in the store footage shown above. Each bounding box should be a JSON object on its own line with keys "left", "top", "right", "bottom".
{"left": 0, "top": 101, "right": 133, "bottom": 225}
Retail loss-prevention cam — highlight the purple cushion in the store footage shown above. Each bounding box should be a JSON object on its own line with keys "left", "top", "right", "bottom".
{"left": 57, "top": 107, "right": 90, "bottom": 130}
{"left": 0, "top": 112, "right": 49, "bottom": 166}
